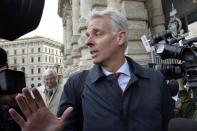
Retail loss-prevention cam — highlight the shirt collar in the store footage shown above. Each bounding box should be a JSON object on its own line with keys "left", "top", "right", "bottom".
{"left": 44, "top": 85, "right": 57, "bottom": 93}
{"left": 86, "top": 57, "right": 150, "bottom": 85}
{"left": 101, "top": 59, "right": 131, "bottom": 76}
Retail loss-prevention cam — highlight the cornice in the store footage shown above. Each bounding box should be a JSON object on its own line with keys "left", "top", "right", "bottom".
{"left": 0, "top": 36, "right": 63, "bottom": 47}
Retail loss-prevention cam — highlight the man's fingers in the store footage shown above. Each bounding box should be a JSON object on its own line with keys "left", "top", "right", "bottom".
{"left": 22, "top": 88, "right": 38, "bottom": 111}
{"left": 9, "top": 108, "right": 26, "bottom": 128}
{"left": 32, "top": 87, "right": 46, "bottom": 108}
{"left": 16, "top": 95, "right": 32, "bottom": 118}
{"left": 61, "top": 107, "right": 73, "bottom": 122}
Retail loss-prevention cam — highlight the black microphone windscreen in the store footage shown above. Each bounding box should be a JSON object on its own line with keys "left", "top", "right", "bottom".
{"left": 0, "top": 0, "right": 45, "bottom": 40}
{"left": 168, "top": 118, "right": 197, "bottom": 131}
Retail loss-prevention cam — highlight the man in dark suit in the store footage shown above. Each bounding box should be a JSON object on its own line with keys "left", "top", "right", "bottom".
{"left": 0, "top": 47, "right": 21, "bottom": 131}
{"left": 9, "top": 8, "right": 174, "bottom": 131}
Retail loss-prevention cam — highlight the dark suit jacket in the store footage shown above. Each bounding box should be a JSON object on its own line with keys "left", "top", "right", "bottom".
{"left": 0, "top": 105, "right": 21, "bottom": 131}
{"left": 57, "top": 56, "right": 174, "bottom": 131}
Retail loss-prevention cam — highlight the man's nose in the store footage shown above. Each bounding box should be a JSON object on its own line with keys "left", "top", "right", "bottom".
{"left": 85, "top": 36, "right": 94, "bottom": 47}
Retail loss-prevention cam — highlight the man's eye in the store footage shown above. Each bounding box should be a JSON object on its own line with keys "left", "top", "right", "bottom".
{"left": 86, "top": 34, "right": 89, "bottom": 37}
{"left": 95, "top": 32, "right": 102, "bottom": 36}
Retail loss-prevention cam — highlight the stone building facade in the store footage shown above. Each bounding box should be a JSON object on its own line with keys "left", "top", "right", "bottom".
{"left": 0, "top": 36, "right": 64, "bottom": 88}
{"left": 57, "top": 0, "right": 196, "bottom": 77}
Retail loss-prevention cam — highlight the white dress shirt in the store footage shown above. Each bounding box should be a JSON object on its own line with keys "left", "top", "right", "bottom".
{"left": 101, "top": 59, "right": 131, "bottom": 92}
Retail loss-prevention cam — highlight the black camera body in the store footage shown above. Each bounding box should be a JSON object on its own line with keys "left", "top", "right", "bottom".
{"left": 0, "top": 69, "right": 26, "bottom": 94}
{"left": 148, "top": 61, "right": 197, "bottom": 83}
{"left": 141, "top": 6, "right": 197, "bottom": 85}
{"left": 148, "top": 39, "right": 197, "bottom": 87}
{"left": 141, "top": 6, "right": 197, "bottom": 101}
{"left": 148, "top": 63, "right": 183, "bottom": 80}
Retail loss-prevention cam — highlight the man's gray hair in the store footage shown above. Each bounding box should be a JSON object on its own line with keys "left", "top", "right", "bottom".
{"left": 87, "top": 8, "right": 129, "bottom": 49}
{"left": 42, "top": 68, "right": 57, "bottom": 81}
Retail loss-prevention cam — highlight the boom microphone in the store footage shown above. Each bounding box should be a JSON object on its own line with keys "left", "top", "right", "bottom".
{"left": 0, "top": 0, "right": 45, "bottom": 40}
{"left": 168, "top": 118, "right": 197, "bottom": 131}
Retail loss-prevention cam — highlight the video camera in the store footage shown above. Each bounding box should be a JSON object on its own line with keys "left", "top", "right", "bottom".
{"left": 0, "top": 0, "right": 45, "bottom": 94}
{"left": 141, "top": 4, "right": 197, "bottom": 100}
{"left": 0, "top": 69, "right": 26, "bottom": 94}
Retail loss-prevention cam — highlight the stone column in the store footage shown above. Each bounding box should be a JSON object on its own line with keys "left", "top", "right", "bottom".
{"left": 122, "top": 0, "right": 150, "bottom": 65}
{"left": 147, "top": 0, "right": 165, "bottom": 32}
{"left": 80, "top": 0, "right": 92, "bottom": 17}
{"left": 145, "top": 0, "right": 166, "bottom": 63}
{"left": 72, "top": 0, "right": 80, "bottom": 35}
{"left": 63, "top": 5, "right": 74, "bottom": 76}
{"left": 62, "top": 12, "right": 69, "bottom": 69}
{"left": 77, "top": 0, "right": 93, "bottom": 70}
{"left": 62, "top": 17, "right": 67, "bottom": 49}
{"left": 66, "top": 16, "right": 72, "bottom": 50}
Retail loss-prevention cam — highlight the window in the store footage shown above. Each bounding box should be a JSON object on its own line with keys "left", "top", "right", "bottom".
{"left": 51, "top": 57, "right": 54, "bottom": 62}
{"left": 31, "top": 69, "right": 34, "bottom": 74}
{"left": 60, "top": 68, "right": 63, "bottom": 73}
{"left": 31, "top": 78, "right": 34, "bottom": 81}
{"left": 22, "top": 58, "right": 25, "bottom": 64}
{"left": 38, "top": 48, "right": 41, "bottom": 52}
{"left": 14, "top": 58, "right": 17, "bottom": 64}
{"left": 31, "top": 48, "right": 34, "bottom": 53}
{"left": 38, "top": 68, "right": 41, "bottom": 74}
{"left": 37, "top": 83, "right": 41, "bottom": 87}
{"left": 21, "top": 67, "right": 25, "bottom": 72}
{"left": 45, "top": 48, "right": 47, "bottom": 53}
{"left": 45, "top": 56, "right": 47, "bottom": 62}
{"left": 38, "top": 57, "right": 41, "bottom": 62}
{"left": 38, "top": 77, "right": 41, "bottom": 80}
{"left": 31, "top": 57, "right": 34, "bottom": 63}
{"left": 31, "top": 84, "right": 35, "bottom": 88}
{"left": 22, "top": 49, "right": 25, "bottom": 54}
{"left": 14, "top": 50, "right": 17, "bottom": 55}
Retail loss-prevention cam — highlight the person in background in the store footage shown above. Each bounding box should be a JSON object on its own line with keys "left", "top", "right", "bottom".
{"left": 37, "top": 68, "right": 63, "bottom": 115}
{"left": 168, "top": 79, "right": 179, "bottom": 98}
{"left": 176, "top": 78, "right": 196, "bottom": 119}
{"left": 167, "top": 79, "right": 181, "bottom": 116}
{"left": 9, "top": 8, "right": 174, "bottom": 131}
{"left": 0, "top": 47, "right": 21, "bottom": 131}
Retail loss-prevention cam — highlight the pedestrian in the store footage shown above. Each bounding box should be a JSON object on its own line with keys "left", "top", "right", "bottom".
{"left": 37, "top": 69, "right": 63, "bottom": 114}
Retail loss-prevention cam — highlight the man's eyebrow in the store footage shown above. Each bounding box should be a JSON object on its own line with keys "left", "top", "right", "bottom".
{"left": 93, "top": 28, "right": 101, "bottom": 32}
{"left": 85, "top": 28, "right": 102, "bottom": 36}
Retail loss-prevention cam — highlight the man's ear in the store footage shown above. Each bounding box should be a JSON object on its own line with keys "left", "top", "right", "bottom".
{"left": 117, "top": 31, "right": 126, "bottom": 46}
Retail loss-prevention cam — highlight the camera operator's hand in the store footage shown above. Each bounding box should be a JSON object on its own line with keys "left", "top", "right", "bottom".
{"left": 176, "top": 78, "right": 185, "bottom": 91}
{"left": 0, "top": 94, "right": 18, "bottom": 108}
{"left": 9, "top": 87, "right": 73, "bottom": 131}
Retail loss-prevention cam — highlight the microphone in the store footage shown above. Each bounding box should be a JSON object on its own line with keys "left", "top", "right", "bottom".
{"left": 0, "top": 0, "right": 45, "bottom": 40}
{"left": 168, "top": 118, "right": 197, "bottom": 131}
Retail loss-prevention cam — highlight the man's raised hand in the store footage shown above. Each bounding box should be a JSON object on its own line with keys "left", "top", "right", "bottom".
{"left": 9, "top": 87, "right": 73, "bottom": 131}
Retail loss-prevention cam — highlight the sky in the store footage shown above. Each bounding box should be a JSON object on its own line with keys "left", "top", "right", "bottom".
{"left": 22, "top": 0, "right": 63, "bottom": 43}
